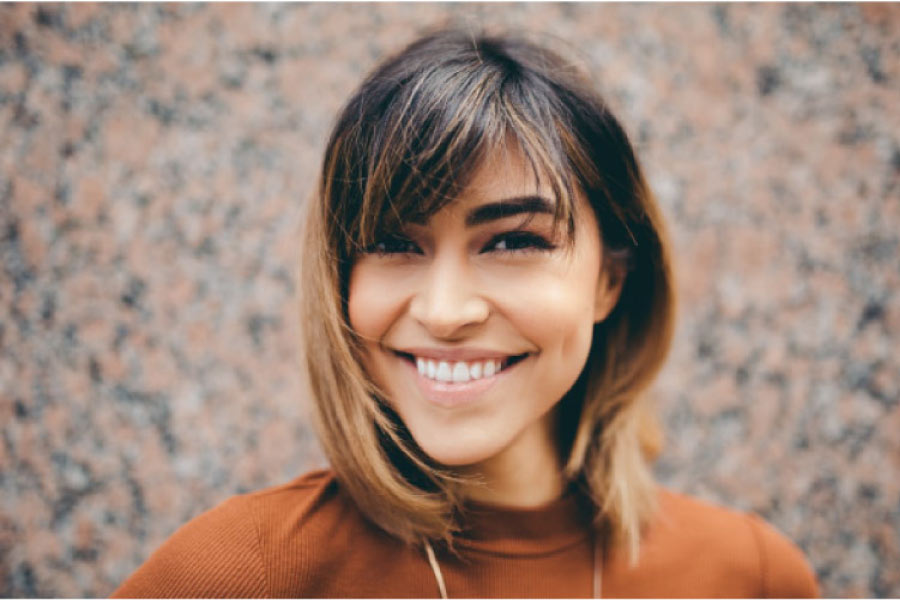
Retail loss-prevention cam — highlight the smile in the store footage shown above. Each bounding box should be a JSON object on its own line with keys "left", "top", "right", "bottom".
{"left": 392, "top": 351, "right": 530, "bottom": 384}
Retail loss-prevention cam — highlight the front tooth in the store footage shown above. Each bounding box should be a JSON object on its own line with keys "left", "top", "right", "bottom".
{"left": 417, "top": 357, "right": 426, "bottom": 375}
{"left": 427, "top": 360, "right": 436, "bottom": 379}
{"left": 483, "top": 360, "right": 496, "bottom": 377}
{"left": 436, "top": 361, "right": 452, "bottom": 382}
{"left": 470, "top": 362, "right": 482, "bottom": 379}
{"left": 452, "top": 362, "right": 470, "bottom": 383}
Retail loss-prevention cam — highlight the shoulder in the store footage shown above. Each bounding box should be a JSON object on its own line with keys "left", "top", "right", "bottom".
{"left": 641, "top": 489, "right": 819, "bottom": 598}
{"left": 111, "top": 469, "right": 341, "bottom": 598}
{"left": 741, "top": 511, "right": 820, "bottom": 598}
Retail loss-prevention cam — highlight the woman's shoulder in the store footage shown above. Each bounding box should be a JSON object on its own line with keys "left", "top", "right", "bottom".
{"left": 110, "top": 469, "right": 348, "bottom": 598}
{"left": 245, "top": 467, "right": 341, "bottom": 520}
{"left": 635, "top": 488, "right": 819, "bottom": 598}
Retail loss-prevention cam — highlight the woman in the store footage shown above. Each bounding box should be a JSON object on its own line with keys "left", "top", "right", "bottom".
{"left": 113, "top": 29, "right": 818, "bottom": 598}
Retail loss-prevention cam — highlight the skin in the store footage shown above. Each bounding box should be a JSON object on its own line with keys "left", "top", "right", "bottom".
{"left": 348, "top": 146, "right": 623, "bottom": 507}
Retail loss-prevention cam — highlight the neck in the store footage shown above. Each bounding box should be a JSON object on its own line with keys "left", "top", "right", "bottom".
{"left": 461, "top": 411, "right": 564, "bottom": 508}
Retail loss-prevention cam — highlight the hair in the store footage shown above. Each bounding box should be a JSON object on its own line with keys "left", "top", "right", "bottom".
{"left": 301, "top": 27, "right": 676, "bottom": 561}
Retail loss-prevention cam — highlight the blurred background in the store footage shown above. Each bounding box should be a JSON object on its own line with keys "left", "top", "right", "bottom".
{"left": 1, "top": 3, "right": 897, "bottom": 597}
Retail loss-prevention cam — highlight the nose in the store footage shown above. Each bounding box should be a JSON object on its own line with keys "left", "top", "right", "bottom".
{"left": 408, "top": 254, "right": 490, "bottom": 339}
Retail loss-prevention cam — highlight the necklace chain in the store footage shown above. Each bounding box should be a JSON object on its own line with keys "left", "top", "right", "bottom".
{"left": 424, "top": 540, "right": 448, "bottom": 599}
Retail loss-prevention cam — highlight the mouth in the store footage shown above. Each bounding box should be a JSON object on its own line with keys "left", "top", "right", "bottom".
{"left": 392, "top": 350, "right": 530, "bottom": 384}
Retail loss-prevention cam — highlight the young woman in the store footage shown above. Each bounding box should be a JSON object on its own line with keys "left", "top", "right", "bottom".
{"left": 113, "top": 29, "right": 818, "bottom": 598}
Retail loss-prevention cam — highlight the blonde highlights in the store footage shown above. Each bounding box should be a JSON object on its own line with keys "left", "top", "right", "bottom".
{"left": 301, "top": 28, "right": 676, "bottom": 558}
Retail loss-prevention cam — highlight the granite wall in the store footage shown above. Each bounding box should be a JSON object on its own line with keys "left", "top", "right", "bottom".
{"left": 1, "top": 3, "right": 898, "bottom": 597}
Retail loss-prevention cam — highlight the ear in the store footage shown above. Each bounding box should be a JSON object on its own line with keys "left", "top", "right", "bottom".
{"left": 594, "top": 260, "right": 626, "bottom": 323}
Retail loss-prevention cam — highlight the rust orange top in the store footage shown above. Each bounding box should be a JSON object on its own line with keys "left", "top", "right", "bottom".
{"left": 112, "top": 470, "right": 818, "bottom": 598}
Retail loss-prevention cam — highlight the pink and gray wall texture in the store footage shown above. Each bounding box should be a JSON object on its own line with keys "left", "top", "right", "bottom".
{"left": 1, "top": 3, "right": 898, "bottom": 597}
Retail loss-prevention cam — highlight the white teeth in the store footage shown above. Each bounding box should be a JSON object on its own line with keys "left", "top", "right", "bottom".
{"left": 470, "top": 362, "right": 482, "bottom": 379}
{"left": 452, "top": 362, "right": 470, "bottom": 383}
{"left": 436, "top": 361, "right": 452, "bottom": 382}
{"left": 415, "top": 356, "right": 510, "bottom": 382}
{"left": 484, "top": 360, "right": 496, "bottom": 377}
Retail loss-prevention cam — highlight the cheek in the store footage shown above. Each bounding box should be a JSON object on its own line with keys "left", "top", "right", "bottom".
{"left": 347, "top": 262, "right": 408, "bottom": 343}
{"left": 503, "top": 259, "right": 600, "bottom": 337}
{"left": 510, "top": 284, "right": 596, "bottom": 358}
{"left": 492, "top": 252, "right": 600, "bottom": 370}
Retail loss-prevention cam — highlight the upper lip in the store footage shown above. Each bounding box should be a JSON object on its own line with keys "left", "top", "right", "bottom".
{"left": 390, "top": 346, "right": 527, "bottom": 362}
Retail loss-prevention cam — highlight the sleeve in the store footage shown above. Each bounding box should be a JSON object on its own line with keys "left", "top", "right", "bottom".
{"left": 746, "top": 513, "right": 819, "bottom": 598}
{"left": 110, "top": 495, "right": 268, "bottom": 598}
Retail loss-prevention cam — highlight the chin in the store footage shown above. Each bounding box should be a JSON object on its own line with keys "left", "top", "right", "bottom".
{"left": 412, "top": 432, "right": 504, "bottom": 468}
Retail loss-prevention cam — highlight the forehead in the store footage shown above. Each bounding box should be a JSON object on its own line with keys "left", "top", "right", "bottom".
{"left": 459, "top": 145, "right": 550, "bottom": 202}
{"left": 446, "top": 145, "right": 593, "bottom": 228}
{"left": 421, "top": 146, "right": 567, "bottom": 229}
{"left": 403, "top": 152, "right": 557, "bottom": 233}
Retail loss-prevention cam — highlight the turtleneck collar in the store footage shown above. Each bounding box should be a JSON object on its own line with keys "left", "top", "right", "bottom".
{"left": 452, "top": 485, "right": 596, "bottom": 556}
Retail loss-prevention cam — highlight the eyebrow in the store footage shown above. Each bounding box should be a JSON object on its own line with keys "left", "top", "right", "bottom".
{"left": 465, "top": 195, "right": 555, "bottom": 227}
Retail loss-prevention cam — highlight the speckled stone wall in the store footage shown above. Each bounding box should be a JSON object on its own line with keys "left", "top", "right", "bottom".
{"left": 1, "top": 3, "right": 897, "bottom": 597}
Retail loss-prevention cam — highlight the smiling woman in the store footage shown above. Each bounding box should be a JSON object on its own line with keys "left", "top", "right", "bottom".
{"left": 112, "top": 28, "right": 819, "bottom": 598}
{"left": 348, "top": 146, "right": 610, "bottom": 482}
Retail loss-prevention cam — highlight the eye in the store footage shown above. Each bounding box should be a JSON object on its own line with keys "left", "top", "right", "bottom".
{"left": 365, "top": 234, "right": 422, "bottom": 256}
{"left": 483, "top": 231, "right": 556, "bottom": 253}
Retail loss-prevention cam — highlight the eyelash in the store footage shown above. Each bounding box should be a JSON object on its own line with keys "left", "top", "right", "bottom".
{"left": 367, "top": 235, "right": 421, "bottom": 256}
{"left": 366, "top": 231, "right": 556, "bottom": 256}
{"left": 485, "top": 231, "right": 556, "bottom": 253}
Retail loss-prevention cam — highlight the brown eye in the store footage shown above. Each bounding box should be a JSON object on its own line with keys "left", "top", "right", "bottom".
{"left": 483, "top": 231, "right": 556, "bottom": 253}
{"left": 366, "top": 234, "right": 422, "bottom": 256}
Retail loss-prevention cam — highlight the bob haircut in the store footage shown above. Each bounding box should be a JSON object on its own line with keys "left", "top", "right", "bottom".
{"left": 301, "top": 28, "right": 676, "bottom": 559}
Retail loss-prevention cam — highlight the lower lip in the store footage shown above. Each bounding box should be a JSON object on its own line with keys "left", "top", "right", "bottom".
{"left": 400, "top": 356, "right": 525, "bottom": 408}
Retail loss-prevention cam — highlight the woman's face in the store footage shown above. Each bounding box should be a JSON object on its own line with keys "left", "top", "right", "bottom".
{"left": 348, "top": 147, "right": 622, "bottom": 474}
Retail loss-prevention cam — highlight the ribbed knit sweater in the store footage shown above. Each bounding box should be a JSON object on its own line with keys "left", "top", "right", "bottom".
{"left": 112, "top": 469, "right": 818, "bottom": 598}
